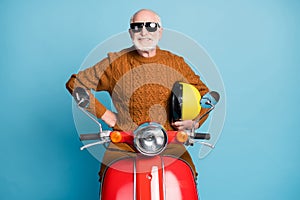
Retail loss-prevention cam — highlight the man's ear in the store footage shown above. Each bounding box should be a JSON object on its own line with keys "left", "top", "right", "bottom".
{"left": 159, "top": 27, "right": 163, "bottom": 40}
{"left": 128, "top": 29, "right": 134, "bottom": 39}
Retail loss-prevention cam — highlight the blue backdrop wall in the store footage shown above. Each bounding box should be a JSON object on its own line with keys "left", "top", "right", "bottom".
{"left": 1, "top": 0, "right": 299, "bottom": 199}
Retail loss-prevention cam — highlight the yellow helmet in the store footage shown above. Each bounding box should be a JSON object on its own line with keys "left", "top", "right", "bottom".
{"left": 170, "top": 81, "right": 202, "bottom": 121}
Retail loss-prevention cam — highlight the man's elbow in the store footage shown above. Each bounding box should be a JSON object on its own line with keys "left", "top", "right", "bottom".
{"left": 66, "top": 74, "right": 77, "bottom": 94}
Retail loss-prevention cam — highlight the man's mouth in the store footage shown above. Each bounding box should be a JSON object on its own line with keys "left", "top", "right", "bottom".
{"left": 138, "top": 37, "right": 152, "bottom": 41}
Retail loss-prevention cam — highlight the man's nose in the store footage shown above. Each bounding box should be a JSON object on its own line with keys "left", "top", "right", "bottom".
{"left": 140, "top": 26, "right": 148, "bottom": 36}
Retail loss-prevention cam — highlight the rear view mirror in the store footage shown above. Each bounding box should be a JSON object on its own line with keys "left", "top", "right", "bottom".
{"left": 73, "top": 87, "right": 90, "bottom": 108}
{"left": 200, "top": 91, "right": 220, "bottom": 108}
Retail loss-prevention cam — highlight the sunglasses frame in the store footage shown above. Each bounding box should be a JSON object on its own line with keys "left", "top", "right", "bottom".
{"left": 130, "top": 22, "right": 161, "bottom": 33}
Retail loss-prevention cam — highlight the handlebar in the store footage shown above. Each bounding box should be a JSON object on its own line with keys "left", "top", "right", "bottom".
{"left": 79, "top": 130, "right": 213, "bottom": 151}
{"left": 79, "top": 131, "right": 211, "bottom": 142}
{"left": 80, "top": 133, "right": 101, "bottom": 141}
{"left": 194, "top": 133, "right": 211, "bottom": 140}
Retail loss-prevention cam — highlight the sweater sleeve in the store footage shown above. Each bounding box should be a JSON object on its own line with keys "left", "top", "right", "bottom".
{"left": 176, "top": 57, "right": 209, "bottom": 95}
{"left": 176, "top": 56, "right": 210, "bottom": 127}
{"left": 65, "top": 57, "right": 113, "bottom": 118}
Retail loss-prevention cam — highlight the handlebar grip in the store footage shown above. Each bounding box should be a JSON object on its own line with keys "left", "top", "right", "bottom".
{"left": 194, "top": 133, "right": 211, "bottom": 140}
{"left": 80, "top": 133, "right": 100, "bottom": 141}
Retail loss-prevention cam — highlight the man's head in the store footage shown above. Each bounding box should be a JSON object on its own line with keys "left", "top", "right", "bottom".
{"left": 129, "top": 9, "right": 163, "bottom": 55}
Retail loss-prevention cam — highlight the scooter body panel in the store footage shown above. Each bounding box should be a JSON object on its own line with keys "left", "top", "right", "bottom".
{"left": 101, "top": 159, "right": 135, "bottom": 200}
{"left": 100, "top": 156, "right": 198, "bottom": 200}
{"left": 163, "top": 156, "right": 199, "bottom": 200}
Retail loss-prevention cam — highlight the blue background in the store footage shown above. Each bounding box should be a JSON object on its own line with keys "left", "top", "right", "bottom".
{"left": 1, "top": 0, "right": 299, "bottom": 199}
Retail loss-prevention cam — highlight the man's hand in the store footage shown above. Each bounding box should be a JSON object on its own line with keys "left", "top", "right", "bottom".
{"left": 101, "top": 110, "right": 117, "bottom": 127}
{"left": 172, "top": 120, "right": 199, "bottom": 131}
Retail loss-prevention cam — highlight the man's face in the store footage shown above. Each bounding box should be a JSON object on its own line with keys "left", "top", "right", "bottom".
{"left": 129, "top": 11, "right": 163, "bottom": 51}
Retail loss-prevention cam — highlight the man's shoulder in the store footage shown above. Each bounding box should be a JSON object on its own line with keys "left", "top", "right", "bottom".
{"left": 158, "top": 48, "right": 184, "bottom": 60}
{"left": 107, "top": 46, "right": 134, "bottom": 61}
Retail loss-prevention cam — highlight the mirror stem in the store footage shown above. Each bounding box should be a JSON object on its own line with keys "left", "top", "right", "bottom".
{"left": 77, "top": 105, "right": 103, "bottom": 133}
{"left": 192, "top": 104, "right": 215, "bottom": 132}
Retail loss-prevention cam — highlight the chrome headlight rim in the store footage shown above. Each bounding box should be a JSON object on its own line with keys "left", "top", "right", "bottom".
{"left": 133, "top": 122, "right": 168, "bottom": 156}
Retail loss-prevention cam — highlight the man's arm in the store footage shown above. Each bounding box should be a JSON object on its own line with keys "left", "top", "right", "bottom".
{"left": 176, "top": 57, "right": 211, "bottom": 129}
{"left": 65, "top": 58, "right": 117, "bottom": 127}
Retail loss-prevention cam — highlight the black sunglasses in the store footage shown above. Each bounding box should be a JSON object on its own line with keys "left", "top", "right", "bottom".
{"left": 130, "top": 22, "right": 160, "bottom": 33}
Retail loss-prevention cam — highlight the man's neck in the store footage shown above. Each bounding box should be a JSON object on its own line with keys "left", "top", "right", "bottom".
{"left": 137, "top": 48, "right": 157, "bottom": 58}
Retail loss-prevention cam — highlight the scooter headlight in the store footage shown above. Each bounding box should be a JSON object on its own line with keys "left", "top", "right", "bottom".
{"left": 134, "top": 123, "right": 168, "bottom": 156}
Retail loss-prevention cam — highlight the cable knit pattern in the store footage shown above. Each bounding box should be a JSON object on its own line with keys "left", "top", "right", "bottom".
{"left": 66, "top": 47, "right": 209, "bottom": 131}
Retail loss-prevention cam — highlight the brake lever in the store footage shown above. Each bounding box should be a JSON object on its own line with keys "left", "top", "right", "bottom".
{"left": 191, "top": 140, "right": 215, "bottom": 149}
{"left": 80, "top": 138, "right": 111, "bottom": 151}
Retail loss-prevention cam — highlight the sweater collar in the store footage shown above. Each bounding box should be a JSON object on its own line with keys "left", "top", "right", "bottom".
{"left": 130, "top": 46, "right": 162, "bottom": 63}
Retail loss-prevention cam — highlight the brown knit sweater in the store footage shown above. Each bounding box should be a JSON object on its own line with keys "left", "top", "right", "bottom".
{"left": 66, "top": 46, "right": 209, "bottom": 131}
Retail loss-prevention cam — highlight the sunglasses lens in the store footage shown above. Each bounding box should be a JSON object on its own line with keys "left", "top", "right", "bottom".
{"left": 130, "top": 23, "right": 143, "bottom": 33}
{"left": 145, "top": 22, "right": 158, "bottom": 32}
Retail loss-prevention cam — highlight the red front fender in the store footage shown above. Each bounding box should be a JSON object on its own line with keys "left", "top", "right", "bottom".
{"left": 100, "top": 156, "right": 199, "bottom": 200}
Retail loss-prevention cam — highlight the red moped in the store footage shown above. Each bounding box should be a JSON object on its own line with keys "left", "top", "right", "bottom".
{"left": 72, "top": 82, "right": 219, "bottom": 200}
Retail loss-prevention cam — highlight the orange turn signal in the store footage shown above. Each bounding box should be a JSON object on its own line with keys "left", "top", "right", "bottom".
{"left": 110, "top": 131, "right": 122, "bottom": 143}
{"left": 176, "top": 131, "right": 188, "bottom": 143}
